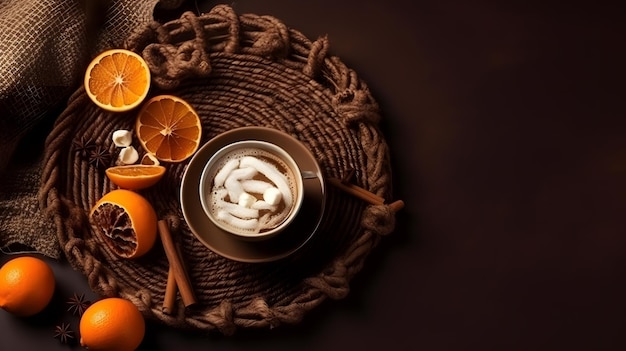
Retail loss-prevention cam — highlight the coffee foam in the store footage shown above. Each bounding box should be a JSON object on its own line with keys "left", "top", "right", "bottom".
{"left": 207, "top": 147, "right": 298, "bottom": 234}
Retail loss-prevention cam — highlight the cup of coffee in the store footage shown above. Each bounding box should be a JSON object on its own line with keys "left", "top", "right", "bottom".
{"left": 199, "top": 140, "right": 304, "bottom": 240}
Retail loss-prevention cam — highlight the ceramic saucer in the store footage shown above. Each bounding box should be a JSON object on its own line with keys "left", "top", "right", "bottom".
{"left": 180, "top": 127, "right": 325, "bottom": 263}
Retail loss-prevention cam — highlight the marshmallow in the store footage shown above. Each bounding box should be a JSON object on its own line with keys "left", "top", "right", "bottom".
{"left": 263, "top": 187, "right": 282, "bottom": 206}
{"left": 216, "top": 210, "right": 259, "bottom": 231}
{"left": 241, "top": 179, "right": 273, "bottom": 194}
{"left": 238, "top": 192, "right": 257, "bottom": 208}
{"left": 112, "top": 130, "right": 132, "bottom": 147}
{"left": 211, "top": 154, "right": 296, "bottom": 233}
{"left": 251, "top": 200, "right": 277, "bottom": 211}
{"left": 214, "top": 194, "right": 259, "bottom": 219}
{"left": 214, "top": 158, "right": 239, "bottom": 187}
{"left": 214, "top": 188, "right": 228, "bottom": 199}
{"left": 258, "top": 212, "right": 287, "bottom": 231}
{"left": 240, "top": 156, "right": 292, "bottom": 208}
{"left": 224, "top": 167, "right": 257, "bottom": 202}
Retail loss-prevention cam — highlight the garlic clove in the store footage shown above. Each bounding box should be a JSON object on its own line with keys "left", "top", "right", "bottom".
{"left": 112, "top": 130, "right": 133, "bottom": 147}
{"left": 117, "top": 146, "right": 139, "bottom": 165}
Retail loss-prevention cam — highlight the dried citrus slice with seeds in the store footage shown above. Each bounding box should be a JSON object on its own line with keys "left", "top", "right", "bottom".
{"left": 89, "top": 189, "right": 157, "bottom": 259}
{"left": 105, "top": 165, "right": 166, "bottom": 190}
{"left": 84, "top": 48, "right": 151, "bottom": 112}
{"left": 135, "top": 95, "right": 202, "bottom": 162}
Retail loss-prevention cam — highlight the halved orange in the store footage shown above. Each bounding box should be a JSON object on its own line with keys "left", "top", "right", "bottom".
{"left": 84, "top": 49, "right": 151, "bottom": 112}
{"left": 105, "top": 165, "right": 166, "bottom": 190}
{"left": 135, "top": 95, "right": 202, "bottom": 163}
{"left": 89, "top": 189, "right": 157, "bottom": 259}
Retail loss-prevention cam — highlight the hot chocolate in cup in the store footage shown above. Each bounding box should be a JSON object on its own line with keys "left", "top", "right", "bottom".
{"left": 199, "top": 140, "right": 304, "bottom": 240}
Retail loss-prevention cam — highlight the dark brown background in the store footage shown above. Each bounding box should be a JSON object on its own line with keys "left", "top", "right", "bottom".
{"left": 3, "top": 0, "right": 626, "bottom": 350}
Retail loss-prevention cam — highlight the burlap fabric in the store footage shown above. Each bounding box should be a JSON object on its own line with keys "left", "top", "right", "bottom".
{"left": 40, "top": 5, "right": 398, "bottom": 334}
{"left": 0, "top": 0, "right": 185, "bottom": 257}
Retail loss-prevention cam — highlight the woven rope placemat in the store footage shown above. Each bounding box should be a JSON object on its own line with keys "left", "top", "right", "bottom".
{"left": 39, "top": 5, "right": 398, "bottom": 334}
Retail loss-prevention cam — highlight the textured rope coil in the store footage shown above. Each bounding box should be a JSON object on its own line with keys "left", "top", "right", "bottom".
{"left": 39, "top": 5, "right": 396, "bottom": 335}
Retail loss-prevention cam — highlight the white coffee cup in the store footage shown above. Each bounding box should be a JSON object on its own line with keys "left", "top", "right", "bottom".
{"left": 199, "top": 140, "right": 304, "bottom": 240}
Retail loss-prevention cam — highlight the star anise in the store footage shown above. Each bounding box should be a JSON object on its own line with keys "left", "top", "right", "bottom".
{"left": 73, "top": 136, "right": 96, "bottom": 158}
{"left": 67, "top": 292, "right": 91, "bottom": 316}
{"left": 88, "top": 144, "right": 112, "bottom": 169}
{"left": 53, "top": 322, "right": 75, "bottom": 344}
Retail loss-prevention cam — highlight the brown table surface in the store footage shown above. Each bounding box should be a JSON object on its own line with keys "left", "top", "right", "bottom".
{"left": 3, "top": 0, "right": 626, "bottom": 350}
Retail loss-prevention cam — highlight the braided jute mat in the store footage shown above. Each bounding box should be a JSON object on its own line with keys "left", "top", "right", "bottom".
{"left": 39, "top": 5, "right": 398, "bottom": 334}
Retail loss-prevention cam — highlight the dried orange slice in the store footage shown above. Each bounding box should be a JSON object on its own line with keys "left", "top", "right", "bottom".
{"left": 105, "top": 165, "right": 166, "bottom": 190}
{"left": 84, "top": 48, "right": 151, "bottom": 112}
{"left": 89, "top": 189, "right": 157, "bottom": 259}
{"left": 135, "top": 95, "right": 202, "bottom": 163}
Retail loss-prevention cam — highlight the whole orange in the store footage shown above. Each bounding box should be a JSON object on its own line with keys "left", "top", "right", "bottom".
{"left": 0, "top": 256, "right": 55, "bottom": 316}
{"left": 79, "top": 297, "right": 145, "bottom": 351}
{"left": 89, "top": 189, "right": 157, "bottom": 258}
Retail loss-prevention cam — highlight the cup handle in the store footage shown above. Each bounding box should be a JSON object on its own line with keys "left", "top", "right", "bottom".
{"left": 301, "top": 171, "right": 319, "bottom": 180}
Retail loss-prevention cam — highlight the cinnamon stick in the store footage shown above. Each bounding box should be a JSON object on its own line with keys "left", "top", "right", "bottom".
{"left": 162, "top": 266, "right": 177, "bottom": 314}
{"left": 158, "top": 220, "right": 197, "bottom": 308}
{"left": 328, "top": 177, "right": 385, "bottom": 205}
{"left": 175, "top": 243, "right": 192, "bottom": 303}
{"left": 388, "top": 199, "right": 405, "bottom": 212}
